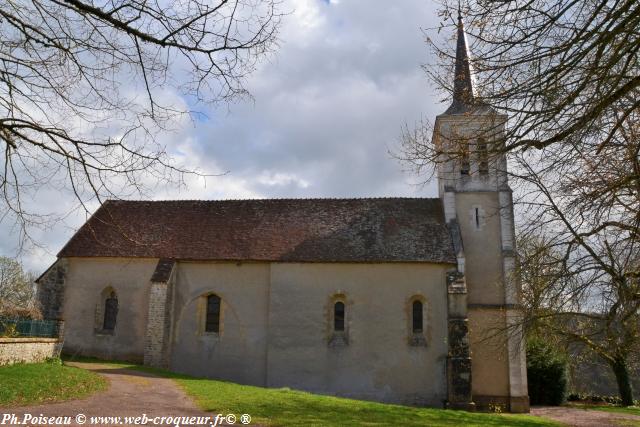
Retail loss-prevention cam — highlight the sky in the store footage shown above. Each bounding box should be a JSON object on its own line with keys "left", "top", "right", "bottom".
{"left": 1, "top": 0, "right": 453, "bottom": 273}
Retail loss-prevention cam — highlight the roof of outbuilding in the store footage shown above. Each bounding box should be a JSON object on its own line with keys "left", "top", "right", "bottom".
{"left": 58, "top": 198, "right": 456, "bottom": 264}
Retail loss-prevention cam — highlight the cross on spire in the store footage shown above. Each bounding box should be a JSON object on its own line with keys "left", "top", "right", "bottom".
{"left": 445, "top": 7, "right": 475, "bottom": 114}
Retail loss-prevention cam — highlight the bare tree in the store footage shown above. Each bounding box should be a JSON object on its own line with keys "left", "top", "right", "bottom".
{"left": 400, "top": 0, "right": 639, "bottom": 173}
{"left": 510, "top": 109, "right": 640, "bottom": 403}
{"left": 0, "top": 256, "right": 37, "bottom": 316}
{"left": 0, "top": 0, "right": 283, "bottom": 247}
{"left": 516, "top": 226, "right": 639, "bottom": 404}
{"left": 398, "top": 0, "right": 640, "bottom": 404}
{"left": 424, "top": 0, "right": 640, "bottom": 153}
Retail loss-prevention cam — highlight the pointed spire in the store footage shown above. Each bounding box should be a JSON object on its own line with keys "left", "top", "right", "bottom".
{"left": 445, "top": 6, "right": 475, "bottom": 114}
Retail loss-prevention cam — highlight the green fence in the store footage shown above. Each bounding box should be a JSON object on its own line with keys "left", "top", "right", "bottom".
{"left": 0, "top": 317, "right": 61, "bottom": 338}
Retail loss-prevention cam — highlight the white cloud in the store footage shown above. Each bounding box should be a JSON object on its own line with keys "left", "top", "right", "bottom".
{"left": 1, "top": 0, "right": 450, "bottom": 272}
{"left": 288, "top": 0, "right": 326, "bottom": 31}
{"left": 257, "top": 171, "right": 310, "bottom": 189}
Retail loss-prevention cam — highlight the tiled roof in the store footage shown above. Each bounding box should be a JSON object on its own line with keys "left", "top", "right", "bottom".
{"left": 58, "top": 198, "right": 456, "bottom": 264}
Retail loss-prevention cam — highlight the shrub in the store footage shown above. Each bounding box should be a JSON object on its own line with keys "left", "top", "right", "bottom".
{"left": 0, "top": 322, "right": 18, "bottom": 338}
{"left": 567, "top": 392, "right": 640, "bottom": 406}
{"left": 527, "top": 338, "right": 568, "bottom": 405}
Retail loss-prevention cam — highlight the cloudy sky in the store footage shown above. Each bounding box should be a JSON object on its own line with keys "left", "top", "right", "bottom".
{"left": 2, "top": 0, "right": 455, "bottom": 273}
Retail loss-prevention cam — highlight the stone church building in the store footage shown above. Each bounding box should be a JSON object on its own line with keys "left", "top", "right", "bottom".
{"left": 37, "top": 15, "right": 529, "bottom": 413}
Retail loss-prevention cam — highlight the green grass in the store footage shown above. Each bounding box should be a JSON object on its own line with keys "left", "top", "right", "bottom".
{"left": 127, "top": 365, "right": 558, "bottom": 427}
{"left": 56, "top": 357, "right": 562, "bottom": 426}
{"left": 587, "top": 405, "right": 640, "bottom": 417}
{"left": 0, "top": 359, "right": 107, "bottom": 407}
{"left": 567, "top": 403, "right": 640, "bottom": 417}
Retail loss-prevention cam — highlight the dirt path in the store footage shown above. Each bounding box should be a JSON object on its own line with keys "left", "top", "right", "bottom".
{"left": 3, "top": 362, "right": 234, "bottom": 426}
{"left": 531, "top": 406, "right": 640, "bottom": 426}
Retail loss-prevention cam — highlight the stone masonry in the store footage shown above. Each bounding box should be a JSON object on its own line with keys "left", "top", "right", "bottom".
{"left": 37, "top": 259, "right": 68, "bottom": 320}
{"left": 144, "top": 259, "right": 176, "bottom": 368}
{"left": 446, "top": 271, "right": 475, "bottom": 410}
{"left": 0, "top": 337, "right": 64, "bottom": 365}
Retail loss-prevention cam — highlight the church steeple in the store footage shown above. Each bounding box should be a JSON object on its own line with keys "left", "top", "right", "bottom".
{"left": 445, "top": 8, "right": 474, "bottom": 114}
{"left": 434, "top": 7, "right": 528, "bottom": 413}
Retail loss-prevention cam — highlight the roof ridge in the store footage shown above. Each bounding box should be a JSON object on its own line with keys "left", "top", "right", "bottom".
{"left": 104, "top": 197, "right": 440, "bottom": 203}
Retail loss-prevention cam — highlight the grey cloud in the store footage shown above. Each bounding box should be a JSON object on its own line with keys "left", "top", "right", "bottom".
{"left": 1, "top": 0, "right": 449, "bottom": 272}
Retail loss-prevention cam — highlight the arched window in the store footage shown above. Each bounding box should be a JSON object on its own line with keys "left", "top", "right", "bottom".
{"left": 205, "top": 294, "right": 221, "bottom": 333}
{"left": 103, "top": 291, "right": 118, "bottom": 331}
{"left": 412, "top": 300, "right": 423, "bottom": 334}
{"left": 334, "top": 301, "right": 345, "bottom": 332}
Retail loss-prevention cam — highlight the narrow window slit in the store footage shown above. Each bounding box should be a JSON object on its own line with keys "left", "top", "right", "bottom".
{"left": 205, "top": 294, "right": 221, "bottom": 333}
{"left": 412, "top": 300, "right": 423, "bottom": 333}
{"left": 103, "top": 291, "right": 118, "bottom": 331}
{"left": 334, "top": 301, "right": 345, "bottom": 332}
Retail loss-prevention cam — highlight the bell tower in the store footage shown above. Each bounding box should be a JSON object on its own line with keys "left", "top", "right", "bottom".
{"left": 435, "top": 10, "right": 529, "bottom": 413}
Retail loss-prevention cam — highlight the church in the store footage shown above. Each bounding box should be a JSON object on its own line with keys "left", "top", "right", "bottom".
{"left": 37, "top": 14, "right": 529, "bottom": 413}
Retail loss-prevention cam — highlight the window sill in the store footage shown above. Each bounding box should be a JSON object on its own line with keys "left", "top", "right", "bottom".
{"left": 200, "top": 331, "right": 221, "bottom": 339}
{"left": 409, "top": 334, "right": 427, "bottom": 347}
{"left": 328, "top": 332, "right": 349, "bottom": 348}
{"left": 94, "top": 329, "right": 115, "bottom": 336}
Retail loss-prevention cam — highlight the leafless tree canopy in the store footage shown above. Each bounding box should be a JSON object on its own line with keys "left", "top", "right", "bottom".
{"left": 401, "top": 0, "right": 639, "bottom": 171}
{"left": 0, "top": 0, "right": 282, "bottom": 246}
{"left": 397, "top": 0, "right": 640, "bottom": 404}
{"left": 0, "top": 256, "right": 37, "bottom": 316}
{"left": 428, "top": 0, "right": 640, "bottom": 152}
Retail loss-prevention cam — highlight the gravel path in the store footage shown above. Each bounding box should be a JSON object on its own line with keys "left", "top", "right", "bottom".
{"left": 531, "top": 405, "right": 640, "bottom": 426}
{"left": 2, "top": 362, "right": 234, "bottom": 426}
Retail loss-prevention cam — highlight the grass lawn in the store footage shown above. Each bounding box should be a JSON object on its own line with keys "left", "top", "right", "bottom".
{"left": 127, "top": 365, "right": 557, "bottom": 427}
{"left": 171, "top": 380, "right": 556, "bottom": 426}
{"left": 567, "top": 403, "right": 640, "bottom": 417}
{"left": 162, "top": 370, "right": 558, "bottom": 426}
{"left": 0, "top": 359, "right": 107, "bottom": 407}
{"left": 59, "top": 356, "right": 561, "bottom": 426}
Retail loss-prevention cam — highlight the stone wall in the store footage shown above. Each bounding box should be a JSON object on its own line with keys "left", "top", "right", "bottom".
{"left": 37, "top": 259, "right": 68, "bottom": 320}
{"left": 169, "top": 262, "right": 271, "bottom": 387}
{"left": 144, "top": 283, "right": 167, "bottom": 367}
{"left": 266, "top": 262, "right": 449, "bottom": 405}
{"left": 61, "top": 258, "right": 157, "bottom": 362}
{"left": 0, "top": 338, "right": 64, "bottom": 365}
{"left": 143, "top": 259, "right": 176, "bottom": 368}
{"left": 166, "top": 261, "right": 450, "bottom": 406}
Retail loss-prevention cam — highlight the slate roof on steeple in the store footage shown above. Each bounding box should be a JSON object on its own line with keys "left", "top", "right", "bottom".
{"left": 444, "top": 9, "right": 475, "bottom": 114}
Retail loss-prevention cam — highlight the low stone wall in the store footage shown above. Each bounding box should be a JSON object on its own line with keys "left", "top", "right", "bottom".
{"left": 0, "top": 338, "right": 64, "bottom": 366}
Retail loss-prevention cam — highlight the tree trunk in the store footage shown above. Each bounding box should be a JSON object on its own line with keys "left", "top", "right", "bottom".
{"left": 611, "top": 356, "right": 635, "bottom": 406}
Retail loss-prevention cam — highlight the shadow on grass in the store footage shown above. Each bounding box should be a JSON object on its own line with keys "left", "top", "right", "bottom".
{"left": 62, "top": 354, "right": 138, "bottom": 367}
